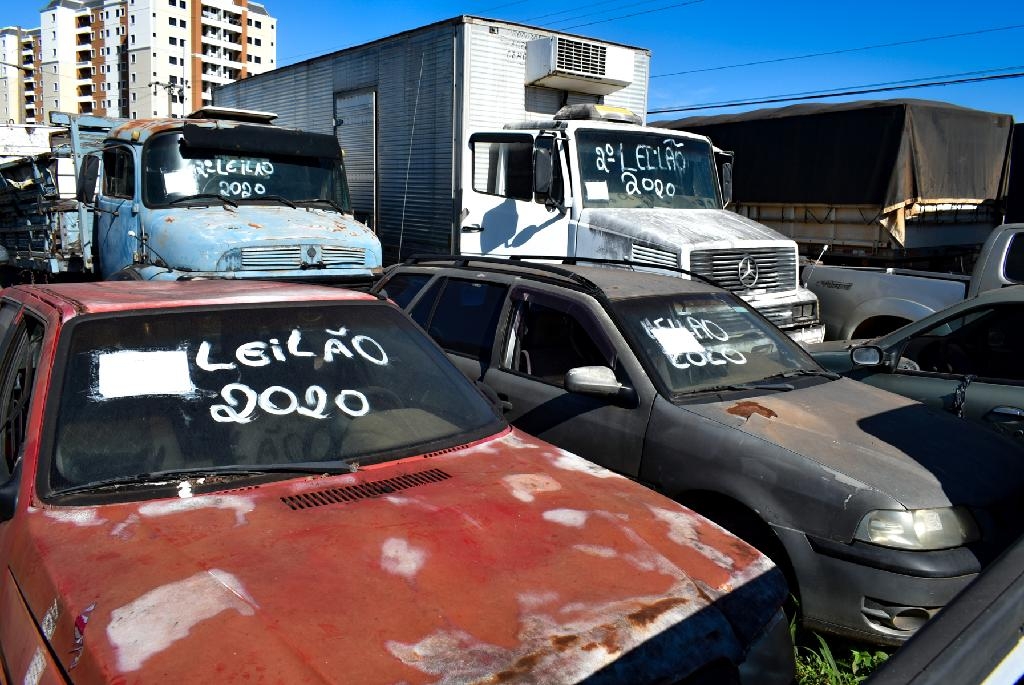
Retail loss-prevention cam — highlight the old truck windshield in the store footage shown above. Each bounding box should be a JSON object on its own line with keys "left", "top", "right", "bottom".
{"left": 45, "top": 302, "right": 501, "bottom": 496}
{"left": 142, "top": 132, "right": 352, "bottom": 210}
{"left": 614, "top": 293, "right": 820, "bottom": 395}
{"left": 576, "top": 129, "right": 720, "bottom": 210}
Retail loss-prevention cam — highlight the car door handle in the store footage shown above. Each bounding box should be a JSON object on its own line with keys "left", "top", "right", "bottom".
{"left": 461, "top": 224, "right": 483, "bottom": 233}
{"left": 987, "top": 406, "right": 1024, "bottom": 420}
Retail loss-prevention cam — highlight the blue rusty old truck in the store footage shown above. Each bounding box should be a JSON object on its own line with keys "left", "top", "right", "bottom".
{"left": 0, "top": 108, "right": 381, "bottom": 283}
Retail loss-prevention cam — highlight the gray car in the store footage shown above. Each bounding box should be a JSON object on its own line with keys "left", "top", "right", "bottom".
{"left": 373, "top": 257, "right": 1024, "bottom": 646}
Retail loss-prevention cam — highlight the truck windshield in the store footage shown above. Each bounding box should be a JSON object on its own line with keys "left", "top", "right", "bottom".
{"left": 613, "top": 293, "right": 821, "bottom": 396}
{"left": 576, "top": 129, "right": 720, "bottom": 210}
{"left": 142, "top": 132, "right": 352, "bottom": 210}
{"left": 44, "top": 302, "right": 502, "bottom": 498}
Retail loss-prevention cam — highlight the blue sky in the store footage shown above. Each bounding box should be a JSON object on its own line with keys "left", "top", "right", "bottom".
{"left": 8, "top": 0, "right": 1023, "bottom": 119}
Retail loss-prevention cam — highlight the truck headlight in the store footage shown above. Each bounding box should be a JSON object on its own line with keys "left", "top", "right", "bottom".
{"left": 854, "top": 507, "right": 979, "bottom": 550}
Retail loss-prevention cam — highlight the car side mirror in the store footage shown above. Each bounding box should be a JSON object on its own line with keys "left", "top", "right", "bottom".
{"left": 851, "top": 345, "right": 883, "bottom": 367}
{"left": 565, "top": 366, "right": 621, "bottom": 396}
{"left": 77, "top": 154, "right": 100, "bottom": 203}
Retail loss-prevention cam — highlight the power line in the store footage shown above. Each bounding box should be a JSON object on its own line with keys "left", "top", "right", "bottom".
{"left": 534, "top": 0, "right": 676, "bottom": 27}
{"left": 558, "top": 0, "right": 704, "bottom": 31}
{"left": 521, "top": 0, "right": 648, "bottom": 25}
{"left": 648, "top": 66, "right": 1024, "bottom": 114}
{"left": 652, "top": 23, "right": 1024, "bottom": 78}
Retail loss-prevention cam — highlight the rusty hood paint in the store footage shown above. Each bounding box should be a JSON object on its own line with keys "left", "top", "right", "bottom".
{"left": 683, "top": 378, "right": 1024, "bottom": 510}
{"left": 145, "top": 204, "right": 382, "bottom": 273}
{"left": 578, "top": 208, "right": 791, "bottom": 252}
{"left": 15, "top": 430, "right": 783, "bottom": 684}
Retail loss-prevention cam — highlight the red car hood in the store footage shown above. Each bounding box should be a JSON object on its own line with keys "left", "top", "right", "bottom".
{"left": 15, "top": 430, "right": 781, "bottom": 684}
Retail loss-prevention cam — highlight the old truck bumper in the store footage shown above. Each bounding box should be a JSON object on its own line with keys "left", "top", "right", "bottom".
{"left": 776, "top": 527, "right": 978, "bottom": 645}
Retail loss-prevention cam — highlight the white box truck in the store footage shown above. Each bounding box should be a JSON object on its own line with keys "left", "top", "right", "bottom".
{"left": 214, "top": 16, "right": 824, "bottom": 343}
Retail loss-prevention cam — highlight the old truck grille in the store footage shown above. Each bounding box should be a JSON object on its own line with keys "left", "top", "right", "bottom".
{"left": 690, "top": 247, "right": 796, "bottom": 293}
{"left": 240, "top": 245, "right": 302, "bottom": 269}
{"left": 239, "top": 245, "right": 366, "bottom": 270}
{"left": 632, "top": 243, "right": 678, "bottom": 268}
{"left": 322, "top": 246, "right": 366, "bottom": 266}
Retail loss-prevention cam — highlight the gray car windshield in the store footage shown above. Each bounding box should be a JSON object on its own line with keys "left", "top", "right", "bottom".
{"left": 576, "top": 129, "right": 720, "bottom": 210}
{"left": 614, "top": 293, "right": 820, "bottom": 395}
{"left": 46, "top": 302, "right": 501, "bottom": 495}
{"left": 143, "top": 132, "right": 352, "bottom": 209}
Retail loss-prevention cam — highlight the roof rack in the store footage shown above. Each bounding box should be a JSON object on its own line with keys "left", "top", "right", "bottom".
{"left": 400, "top": 254, "right": 723, "bottom": 290}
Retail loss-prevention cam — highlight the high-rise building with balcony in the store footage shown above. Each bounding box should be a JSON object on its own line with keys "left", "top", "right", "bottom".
{"left": 5, "top": 0, "right": 276, "bottom": 124}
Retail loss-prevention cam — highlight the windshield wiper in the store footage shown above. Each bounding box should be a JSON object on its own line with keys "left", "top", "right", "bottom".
{"left": 251, "top": 194, "right": 297, "bottom": 208}
{"left": 294, "top": 197, "right": 348, "bottom": 213}
{"left": 167, "top": 193, "right": 238, "bottom": 208}
{"left": 763, "top": 368, "right": 840, "bottom": 381}
{"left": 53, "top": 464, "right": 353, "bottom": 496}
{"left": 683, "top": 381, "right": 796, "bottom": 396}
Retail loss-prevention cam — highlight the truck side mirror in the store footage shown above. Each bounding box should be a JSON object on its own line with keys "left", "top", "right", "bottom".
{"left": 533, "top": 138, "right": 554, "bottom": 200}
{"left": 77, "top": 154, "right": 100, "bottom": 203}
{"left": 719, "top": 161, "right": 733, "bottom": 207}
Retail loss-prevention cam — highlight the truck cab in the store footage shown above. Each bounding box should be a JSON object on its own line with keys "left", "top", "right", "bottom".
{"left": 461, "top": 104, "right": 824, "bottom": 344}
{"left": 74, "top": 108, "right": 382, "bottom": 282}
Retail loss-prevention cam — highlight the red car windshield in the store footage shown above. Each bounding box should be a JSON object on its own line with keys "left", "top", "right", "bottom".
{"left": 45, "top": 302, "right": 501, "bottom": 496}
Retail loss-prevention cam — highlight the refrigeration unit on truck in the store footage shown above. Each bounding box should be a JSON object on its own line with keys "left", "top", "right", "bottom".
{"left": 657, "top": 99, "right": 1014, "bottom": 270}
{"left": 213, "top": 15, "right": 825, "bottom": 344}
{"left": 0, "top": 108, "right": 382, "bottom": 283}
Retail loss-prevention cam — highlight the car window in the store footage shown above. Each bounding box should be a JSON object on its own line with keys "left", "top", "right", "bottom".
{"left": 1004, "top": 234, "right": 1024, "bottom": 283}
{"left": 409, "top": 278, "right": 444, "bottom": 328}
{"left": 423, "top": 278, "right": 506, "bottom": 361}
{"left": 379, "top": 272, "right": 432, "bottom": 309}
{"left": 0, "top": 314, "right": 44, "bottom": 479}
{"left": 503, "top": 296, "right": 613, "bottom": 387}
{"left": 897, "top": 304, "right": 1024, "bottom": 381}
{"left": 43, "top": 301, "right": 503, "bottom": 498}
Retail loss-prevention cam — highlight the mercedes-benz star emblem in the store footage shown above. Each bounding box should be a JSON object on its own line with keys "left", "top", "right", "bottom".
{"left": 737, "top": 255, "right": 759, "bottom": 288}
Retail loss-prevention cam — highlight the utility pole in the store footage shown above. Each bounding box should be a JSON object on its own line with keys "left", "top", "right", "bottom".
{"left": 149, "top": 80, "right": 186, "bottom": 118}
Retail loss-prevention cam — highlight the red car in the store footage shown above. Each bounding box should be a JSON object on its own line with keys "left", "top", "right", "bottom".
{"left": 0, "top": 281, "right": 789, "bottom": 684}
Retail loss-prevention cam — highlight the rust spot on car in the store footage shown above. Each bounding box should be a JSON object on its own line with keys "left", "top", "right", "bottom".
{"left": 627, "top": 597, "right": 689, "bottom": 628}
{"left": 487, "top": 653, "right": 542, "bottom": 683}
{"left": 551, "top": 634, "right": 579, "bottom": 651}
{"left": 582, "top": 642, "right": 600, "bottom": 651}
{"left": 598, "top": 624, "right": 621, "bottom": 654}
{"left": 248, "top": 223, "right": 262, "bottom": 228}
{"left": 727, "top": 401, "right": 777, "bottom": 419}
{"left": 164, "top": 216, "right": 174, "bottom": 223}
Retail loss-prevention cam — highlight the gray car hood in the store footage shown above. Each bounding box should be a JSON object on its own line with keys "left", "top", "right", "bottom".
{"left": 579, "top": 208, "right": 791, "bottom": 246}
{"left": 683, "top": 378, "right": 1023, "bottom": 509}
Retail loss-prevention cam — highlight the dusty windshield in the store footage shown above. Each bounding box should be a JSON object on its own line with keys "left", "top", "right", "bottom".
{"left": 46, "top": 302, "right": 501, "bottom": 496}
{"left": 614, "top": 293, "right": 819, "bottom": 395}
{"left": 576, "top": 129, "right": 721, "bottom": 210}
{"left": 142, "top": 132, "right": 352, "bottom": 209}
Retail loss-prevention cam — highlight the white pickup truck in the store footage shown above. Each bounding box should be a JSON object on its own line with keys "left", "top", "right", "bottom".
{"left": 804, "top": 224, "right": 1024, "bottom": 340}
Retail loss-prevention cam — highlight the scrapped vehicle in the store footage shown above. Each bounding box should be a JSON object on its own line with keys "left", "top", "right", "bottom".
{"left": 0, "top": 281, "right": 792, "bottom": 684}
{"left": 374, "top": 257, "right": 1024, "bottom": 646}
{"left": 809, "top": 286, "right": 1024, "bottom": 445}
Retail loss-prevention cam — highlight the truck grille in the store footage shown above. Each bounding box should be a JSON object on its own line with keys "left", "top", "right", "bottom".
{"left": 632, "top": 243, "right": 678, "bottom": 268}
{"left": 322, "top": 246, "right": 366, "bottom": 266}
{"left": 556, "top": 37, "right": 607, "bottom": 77}
{"left": 239, "top": 245, "right": 367, "bottom": 270}
{"left": 240, "top": 245, "right": 302, "bottom": 269}
{"left": 690, "top": 247, "right": 796, "bottom": 294}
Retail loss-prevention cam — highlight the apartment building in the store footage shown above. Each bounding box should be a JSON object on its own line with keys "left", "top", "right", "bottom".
{"left": 6, "top": 0, "right": 276, "bottom": 124}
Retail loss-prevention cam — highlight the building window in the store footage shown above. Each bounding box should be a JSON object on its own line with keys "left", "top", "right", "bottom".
{"left": 179, "top": 0, "right": 185, "bottom": 7}
{"left": 254, "top": 56, "right": 261, "bottom": 64}
{"left": 52, "top": 82, "right": 58, "bottom": 91}
{"left": 169, "top": 37, "right": 177, "bottom": 46}
{"left": 169, "top": 56, "right": 178, "bottom": 65}
{"left": 130, "top": 53, "right": 136, "bottom": 63}
{"left": 180, "top": 20, "right": 186, "bottom": 28}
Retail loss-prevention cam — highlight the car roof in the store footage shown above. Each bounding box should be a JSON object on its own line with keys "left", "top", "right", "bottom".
{"left": 2, "top": 280, "right": 377, "bottom": 319}
{"left": 389, "top": 257, "right": 725, "bottom": 301}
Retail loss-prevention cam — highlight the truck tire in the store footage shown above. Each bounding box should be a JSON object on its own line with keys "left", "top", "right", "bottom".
{"left": 851, "top": 316, "right": 911, "bottom": 339}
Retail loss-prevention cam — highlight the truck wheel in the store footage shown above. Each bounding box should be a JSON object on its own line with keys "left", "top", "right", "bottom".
{"left": 109, "top": 267, "right": 144, "bottom": 281}
{"left": 851, "top": 316, "right": 910, "bottom": 339}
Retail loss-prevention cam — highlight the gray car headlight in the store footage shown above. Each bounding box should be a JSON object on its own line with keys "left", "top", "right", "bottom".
{"left": 854, "top": 507, "right": 979, "bottom": 550}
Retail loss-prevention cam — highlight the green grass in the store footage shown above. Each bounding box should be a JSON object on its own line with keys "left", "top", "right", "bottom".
{"left": 791, "top": 615, "right": 893, "bottom": 684}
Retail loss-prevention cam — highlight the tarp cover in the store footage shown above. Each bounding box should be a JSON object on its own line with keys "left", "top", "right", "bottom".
{"left": 655, "top": 99, "right": 1013, "bottom": 211}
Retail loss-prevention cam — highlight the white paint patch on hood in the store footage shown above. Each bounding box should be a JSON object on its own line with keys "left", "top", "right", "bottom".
{"left": 502, "top": 473, "right": 563, "bottom": 503}
{"left": 43, "top": 508, "right": 105, "bottom": 527}
{"left": 381, "top": 538, "right": 426, "bottom": 579}
{"left": 650, "top": 506, "right": 738, "bottom": 572}
{"left": 106, "top": 569, "right": 256, "bottom": 672}
{"left": 138, "top": 495, "right": 254, "bottom": 526}
{"left": 549, "top": 449, "right": 620, "bottom": 479}
{"left": 543, "top": 509, "right": 589, "bottom": 527}
{"left": 573, "top": 545, "right": 618, "bottom": 559}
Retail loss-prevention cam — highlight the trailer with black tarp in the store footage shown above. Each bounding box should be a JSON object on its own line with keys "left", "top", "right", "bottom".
{"left": 657, "top": 99, "right": 1014, "bottom": 268}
